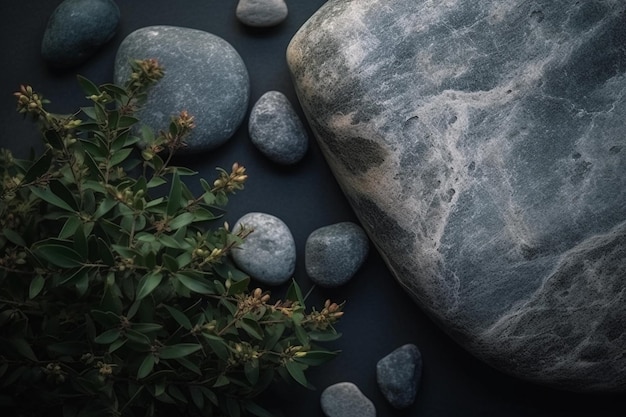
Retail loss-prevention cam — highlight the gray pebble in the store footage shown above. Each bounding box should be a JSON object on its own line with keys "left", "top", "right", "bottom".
{"left": 376, "top": 344, "right": 422, "bottom": 409}
{"left": 114, "top": 26, "right": 249, "bottom": 153}
{"left": 41, "top": 0, "right": 120, "bottom": 68}
{"left": 321, "top": 382, "right": 376, "bottom": 417}
{"left": 249, "top": 91, "right": 308, "bottom": 165}
{"left": 236, "top": 0, "right": 288, "bottom": 27}
{"left": 305, "top": 222, "right": 369, "bottom": 287}
{"left": 231, "top": 213, "right": 296, "bottom": 285}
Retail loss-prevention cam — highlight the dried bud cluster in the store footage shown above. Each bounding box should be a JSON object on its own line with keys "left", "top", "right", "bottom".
{"left": 127, "top": 58, "right": 164, "bottom": 92}
{"left": 212, "top": 162, "right": 248, "bottom": 193}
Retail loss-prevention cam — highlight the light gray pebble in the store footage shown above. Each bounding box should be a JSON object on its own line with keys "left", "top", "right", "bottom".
{"left": 236, "top": 0, "right": 288, "bottom": 27}
{"left": 376, "top": 344, "right": 422, "bottom": 409}
{"left": 114, "top": 26, "right": 249, "bottom": 153}
{"left": 231, "top": 213, "right": 295, "bottom": 285}
{"left": 305, "top": 222, "right": 369, "bottom": 287}
{"left": 249, "top": 91, "right": 308, "bottom": 165}
{"left": 41, "top": 0, "right": 120, "bottom": 68}
{"left": 321, "top": 382, "right": 376, "bottom": 417}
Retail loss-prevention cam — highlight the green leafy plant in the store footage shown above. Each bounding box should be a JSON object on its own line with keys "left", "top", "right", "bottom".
{"left": 0, "top": 59, "right": 343, "bottom": 417}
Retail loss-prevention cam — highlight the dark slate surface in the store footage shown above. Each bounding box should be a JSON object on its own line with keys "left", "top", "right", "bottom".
{"left": 288, "top": 0, "right": 626, "bottom": 392}
{"left": 1, "top": 0, "right": 625, "bottom": 415}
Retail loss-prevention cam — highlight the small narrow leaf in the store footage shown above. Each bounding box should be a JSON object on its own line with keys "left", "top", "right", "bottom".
{"left": 137, "top": 354, "right": 155, "bottom": 379}
{"left": 77, "top": 74, "right": 101, "bottom": 97}
{"left": 94, "top": 329, "right": 121, "bottom": 344}
{"left": 166, "top": 172, "right": 182, "bottom": 216}
{"left": 23, "top": 150, "right": 52, "bottom": 183}
{"left": 28, "top": 276, "right": 45, "bottom": 299}
{"left": 2, "top": 228, "right": 26, "bottom": 246}
{"left": 159, "top": 343, "right": 202, "bottom": 360}
{"left": 34, "top": 244, "right": 84, "bottom": 268}
{"left": 163, "top": 305, "right": 192, "bottom": 330}
{"left": 175, "top": 273, "right": 213, "bottom": 295}
{"left": 285, "top": 361, "right": 308, "bottom": 388}
{"left": 136, "top": 271, "right": 163, "bottom": 300}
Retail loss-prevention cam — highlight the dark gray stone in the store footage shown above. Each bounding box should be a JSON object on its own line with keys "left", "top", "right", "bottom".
{"left": 305, "top": 222, "right": 369, "bottom": 287}
{"left": 320, "top": 382, "right": 375, "bottom": 417}
{"left": 249, "top": 91, "right": 308, "bottom": 165}
{"left": 114, "top": 26, "right": 249, "bottom": 153}
{"left": 236, "top": 0, "right": 288, "bottom": 28}
{"left": 376, "top": 344, "right": 422, "bottom": 409}
{"left": 288, "top": 0, "right": 626, "bottom": 391}
{"left": 41, "top": 0, "right": 119, "bottom": 68}
{"left": 231, "top": 212, "right": 296, "bottom": 285}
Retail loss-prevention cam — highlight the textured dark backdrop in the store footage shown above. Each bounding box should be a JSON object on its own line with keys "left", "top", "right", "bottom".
{"left": 0, "top": 1, "right": 624, "bottom": 416}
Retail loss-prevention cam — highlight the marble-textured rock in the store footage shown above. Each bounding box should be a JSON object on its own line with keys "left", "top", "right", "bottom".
{"left": 288, "top": 0, "right": 626, "bottom": 391}
{"left": 114, "top": 26, "right": 249, "bottom": 153}
{"left": 320, "top": 382, "right": 375, "bottom": 417}
{"left": 376, "top": 344, "right": 422, "bottom": 409}
{"left": 231, "top": 212, "right": 296, "bottom": 285}
{"left": 236, "top": 0, "right": 288, "bottom": 28}
{"left": 249, "top": 91, "right": 309, "bottom": 164}
{"left": 305, "top": 222, "right": 369, "bottom": 287}
{"left": 41, "top": 0, "right": 119, "bottom": 68}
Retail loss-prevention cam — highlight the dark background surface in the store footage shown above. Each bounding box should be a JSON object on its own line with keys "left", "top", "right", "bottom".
{"left": 0, "top": 1, "right": 624, "bottom": 416}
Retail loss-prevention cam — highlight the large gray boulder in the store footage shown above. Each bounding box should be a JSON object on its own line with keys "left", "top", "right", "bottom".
{"left": 287, "top": 0, "right": 626, "bottom": 391}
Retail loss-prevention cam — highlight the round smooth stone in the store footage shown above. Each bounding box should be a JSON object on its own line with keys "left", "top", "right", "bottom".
{"left": 231, "top": 212, "right": 296, "bottom": 285}
{"left": 376, "top": 344, "right": 422, "bottom": 409}
{"left": 114, "top": 26, "right": 249, "bottom": 153}
{"left": 236, "top": 0, "right": 288, "bottom": 28}
{"left": 41, "top": 0, "right": 120, "bottom": 68}
{"left": 305, "top": 222, "right": 369, "bottom": 287}
{"left": 320, "top": 382, "right": 375, "bottom": 417}
{"left": 249, "top": 91, "right": 308, "bottom": 165}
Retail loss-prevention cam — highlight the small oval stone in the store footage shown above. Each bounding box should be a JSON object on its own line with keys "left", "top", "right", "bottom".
{"left": 376, "top": 344, "right": 422, "bottom": 409}
{"left": 114, "top": 26, "right": 249, "bottom": 153}
{"left": 231, "top": 212, "right": 296, "bottom": 285}
{"left": 320, "top": 382, "right": 376, "bottom": 417}
{"left": 236, "top": 0, "right": 288, "bottom": 28}
{"left": 305, "top": 222, "right": 369, "bottom": 287}
{"left": 41, "top": 0, "right": 120, "bottom": 68}
{"left": 249, "top": 91, "right": 308, "bottom": 165}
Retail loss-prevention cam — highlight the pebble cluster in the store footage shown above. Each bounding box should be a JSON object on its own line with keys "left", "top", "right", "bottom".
{"left": 38, "top": 0, "right": 424, "bottom": 414}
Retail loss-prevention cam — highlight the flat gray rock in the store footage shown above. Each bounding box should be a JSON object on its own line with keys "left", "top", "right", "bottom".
{"left": 320, "top": 382, "right": 375, "bottom": 417}
{"left": 305, "top": 222, "right": 368, "bottom": 287}
{"left": 249, "top": 91, "right": 308, "bottom": 164}
{"left": 231, "top": 212, "right": 296, "bottom": 285}
{"left": 114, "top": 26, "right": 249, "bottom": 153}
{"left": 376, "top": 344, "right": 422, "bottom": 409}
{"left": 41, "top": 0, "right": 119, "bottom": 68}
{"left": 288, "top": 0, "right": 626, "bottom": 391}
{"left": 236, "top": 0, "right": 288, "bottom": 28}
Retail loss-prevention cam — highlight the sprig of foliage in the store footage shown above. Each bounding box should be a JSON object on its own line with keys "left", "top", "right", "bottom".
{"left": 0, "top": 59, "right": 343, "bottom": 417}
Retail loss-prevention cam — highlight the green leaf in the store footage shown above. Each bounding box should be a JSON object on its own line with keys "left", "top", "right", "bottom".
{"left": 34, "top": 244, "right": 84, "bottom": 268}
{"left": 118, "top": 116, "right": 139, "bottom": 129}
{"left": 31, "top": 185, "right": 75, "bottom": 212}
{"left": 203, "top": 334, "right": 230, "bottom": 361}
{"left": 286, "top": 280, "right": 304, "bottom": 304}
{"left": 23, "top": 149, "right": 52, "bottom": 184}
{"left": 163, "top": 305, "right": 192, "bottom": 330}
{"left": 96, "top": 238, "right": 115, "bottom": 266}
{"left": 168, "top": 212, "right": 194, "bottom": 230}
{"left": 245, "top": 401, "right": 276, "bottom": 417}
{"left": 285, "top": 361, "right": 309, "bottom": 388}
{"left": 263, "top": 324, "right": 285, "bottom": 351}
{"left": 226, "top": 397, "right": 241, "bottom": 417}
{"left": 244, "top": 360, "right": 260, "bottom": 385}
{"left": 175, "top": 273, "right": 213, "bottom": 295}
{"left": 175, "top": 357, "right": 202, "bottom": 376}
{"left": 77, "top": 74, "right": 101, "bottom": 97}
{"left": 162, "top": 254, "right": 179, "bottom": 272}
{"left": 166, "top": 172, "right": 182, "bottom": 216}
{"left": 109, "top": 148, "right": 133, "bottom": 166}
{"left": 295, "top": 325, "right": 309, "bottom": 346}
{"left": 137, "top": 354, "right": 155, "bottom": 379}
{"left": 294, "top": 350, "right": 338, "bottom": 366}
{"left": 189, "top": 385, "right": 204, "bottom": 410}
{"left": 213, "top": 374, "right": 229, "bottom": 388}
{"left": 109, "top": 338, "right": 127, "bottom": 353}
{"left": 94, "top": 329, "right": 121, "bottom": 344}
{"left": 159, "top": 343, "right": 202, "bottom": 360}
{"left": 94, "top": 197, "right": 117, "bottom": 219}
{"left": 50, "top": 179, "right": 78, "bottom": 210}
{"left": 58, "top": 215, "right": 81, "bottom": 239}
{"left": 226, "top": 276, "right": 250, "bottom": 296}
{"left": 239, "top": 319, "right": 263, "bottom": 341}
{"left": 28, "top": 275, "right": 45, "bottom": 299}
{"left": 147, "top": 177, "right": 167, "bottom": 189}
{"left": 308, "top": 331, "right": 342, "bottom": 342}
{"left": 91, "top": 310, "right": 119, "bottom": 327}
{"left": 2, "top": 228, "right": 26, "bottom": 246}
{"left": 9, "top": 339, "right": 37, "bottom": 361}
{"left": 73, "top": 224, "right": 88, "bottom": 259}
{"left": 136, "top": 271, "right": 163, "bottom": 300}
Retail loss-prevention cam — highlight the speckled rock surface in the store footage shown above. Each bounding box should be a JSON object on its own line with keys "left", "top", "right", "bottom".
{"left": 231, "top": 212, "right": 296, "bottom": 285}
{"left": 305, "top": 222, "right": 368, "bottom": 287}
{"left": 320, "top": 382, "right": 376, "bottom": 417}
{"left": 249, "top": 91, "right": 308, "bottom": 164}
{"left": 288, "top": 0, "right": 626, "bottom": 391}
{"left": 41, "top": 0, "right": 119, "bottom": 68}
{"left": 236, "top": 0, "right": 288, "bottom": 27}
{"left": 114, "top": 26, "right": 249, "bottom": 153}
{"left": 376, "top": 344, "right": 422, "bottom": 409}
